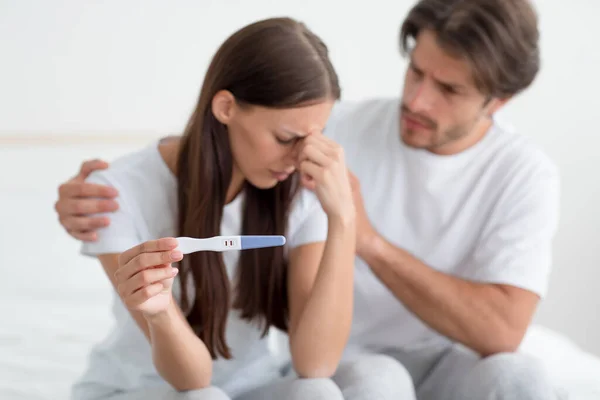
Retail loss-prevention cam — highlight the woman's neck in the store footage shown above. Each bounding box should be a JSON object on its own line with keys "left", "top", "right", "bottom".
{"left": 227, "top": 165, "right": 245, "bottom": 204}
{"left": 159, "top": 136, "right": 245, "bottom": 205}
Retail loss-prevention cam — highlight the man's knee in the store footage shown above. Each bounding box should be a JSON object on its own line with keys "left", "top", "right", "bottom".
{"left": 334, "top": 354, "right": 416, "bottom": 399}
{"left": 463, "top": 353, "right": 556, "bottom": 399}
{"left": 286, "top": 378, "right": 344, "bottom": 400}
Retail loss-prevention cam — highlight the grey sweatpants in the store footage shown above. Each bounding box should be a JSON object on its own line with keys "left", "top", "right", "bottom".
{"left": 82, "top": 377, "right": 345, "bottom": 400}
{"left": 72, "top": 356, "right": 402, "bottom": 400}
{"left": 331, "top": 342, "right": 562, "bottom": 400}
{"left": 77, "top": 344, "right": 562, "bottom": 400}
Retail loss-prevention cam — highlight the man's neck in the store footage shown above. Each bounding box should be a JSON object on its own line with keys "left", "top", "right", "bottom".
{"left": 430, "top": 117, "right": 493, "bottom": 156}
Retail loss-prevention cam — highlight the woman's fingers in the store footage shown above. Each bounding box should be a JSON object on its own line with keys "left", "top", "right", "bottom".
{"left": 299, "top": 160, "right": 323, "bottom": 190}
{"left": 296, "top": 133, "right": 354, "bottom": 220}
{"left": 299, "top": 142, "right": 331, "bottom": 167}
{"left": 113, "top": 238, "right": 183, "bottom": 315}
{"left": 125, "top": 282, "right": 167, "bottom": 310}
{"left": 298, "top": 137, "right": 344, "bottom": 185}
{"left": 117, "top": 264, "right": 179, "bottom": 297}
{"left": 117, "top": 249, "right": 183, "bottom": 282}
{"left": 118, "top": 238, "right": 180, "bottom": 267}
{"left": 297, "top": 134, "right": 337, "bottom": 163}
{"left": 297, "top": 134, "right": 339, "bottom": 187}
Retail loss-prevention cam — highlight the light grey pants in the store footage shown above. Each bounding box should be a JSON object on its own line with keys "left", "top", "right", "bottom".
{"left": 237, "top": 352, "right": 416, "bottom": 400}
{"left": 276, "top": 353, "right": 417, "bottom": 399}
{"left": 75, "top": 344, "right": 562, "bottom": 400}
{"left": 77, "top": 377, "right": 344, "bottom": 400}
{"left": 336, "top": 342, "right": 562, "bottom": 400}
{"left": 332, "top": 354, "right": 416, "bottom": 399}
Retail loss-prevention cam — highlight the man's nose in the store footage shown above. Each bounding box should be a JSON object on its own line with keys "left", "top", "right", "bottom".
{"left": 407, "top": 81, "right": 434, "bottom": 113}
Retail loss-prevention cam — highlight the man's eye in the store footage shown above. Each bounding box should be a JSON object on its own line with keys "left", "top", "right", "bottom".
{"left": 441, "top": 85, "right": 456, "bottom": 95}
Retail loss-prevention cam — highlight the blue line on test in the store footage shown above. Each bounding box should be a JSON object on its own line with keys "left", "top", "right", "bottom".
{"left": 240, "top": 235, "right": 286, "bottom": 250}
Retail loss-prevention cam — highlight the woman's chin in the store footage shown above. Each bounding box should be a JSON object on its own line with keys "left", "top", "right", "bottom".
{"left": 246, "top": 176, "right": 279, "bottom": 190}
{"left": 246, "top": 171, "right": 294, "bottom": 190}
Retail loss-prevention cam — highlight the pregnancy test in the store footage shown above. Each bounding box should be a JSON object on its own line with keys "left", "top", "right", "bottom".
{"left": 175, "top": 235, "right": 286, "bottom": 255}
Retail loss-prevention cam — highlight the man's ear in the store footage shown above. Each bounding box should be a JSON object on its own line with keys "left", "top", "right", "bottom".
{"left": 484, "top": 96, "right": 511, "bottom": 117}
{"left": 211, "top": 90, "right": 236, "bottom": 124}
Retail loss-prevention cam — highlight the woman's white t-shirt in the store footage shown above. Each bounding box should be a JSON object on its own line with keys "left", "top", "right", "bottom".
{"left": 76, "top": 140, "right": 328, "bottom": 397}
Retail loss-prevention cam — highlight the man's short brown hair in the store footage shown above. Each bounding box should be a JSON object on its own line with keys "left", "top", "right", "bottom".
{"left": 400, "top": 0, "right": 540, "bottom": 98}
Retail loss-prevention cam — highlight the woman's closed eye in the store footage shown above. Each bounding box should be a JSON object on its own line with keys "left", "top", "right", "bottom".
{"left": 276, "top": 136, "right": 297, "bottom": 145}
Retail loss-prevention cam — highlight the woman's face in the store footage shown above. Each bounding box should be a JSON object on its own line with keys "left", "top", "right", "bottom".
{"left": 212, "top": 90, "right": 335, "bottom": 189}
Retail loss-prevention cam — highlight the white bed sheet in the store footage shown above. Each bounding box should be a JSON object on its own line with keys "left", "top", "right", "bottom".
{"left": 0, "top": 244, "right": 114, "bottom": 399}
{"left": 520, "top": 325, "right": 600, "bottom": 399}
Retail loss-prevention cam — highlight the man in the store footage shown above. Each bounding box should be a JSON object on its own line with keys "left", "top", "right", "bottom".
{"left": 55, "top": 0, "right": 561, "bottom": 398}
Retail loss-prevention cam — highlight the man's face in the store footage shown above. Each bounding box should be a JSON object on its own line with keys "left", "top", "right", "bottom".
{"left": 399, "top": 29, "right": 506, "bottom": 155}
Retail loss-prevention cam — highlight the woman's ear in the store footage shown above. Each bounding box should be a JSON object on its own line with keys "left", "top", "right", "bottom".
{"left": 212, "top": 90, "right": 236, "bottom": 124}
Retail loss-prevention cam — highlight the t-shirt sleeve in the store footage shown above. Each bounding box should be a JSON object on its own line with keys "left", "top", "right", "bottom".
{"left": 80, "top": 170, "right": 142, "bottom": 257}
{"left": 467, "top": 162, "right": 560, "bottom": 298}
{"left": 286, "top": 189, "right": 328, "bottom": 249}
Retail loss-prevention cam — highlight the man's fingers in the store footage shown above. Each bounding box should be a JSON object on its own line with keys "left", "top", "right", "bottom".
{"left": 118, "top": 238, "right": 180, "bottom": 267}
{"left": 58, "top": 181, "right": 118, "bottom": 199}
{"left": 77, "top": 183, "right": 118, "bottom": 198}
{"left": 79, "top": 159, "right": 110, "bottom": 179}
{"left": 61, "top": 215, "right": 110, "bottom": 233}
{"left": 70, "top": 231, "right": 99, "bottom": 242}
{"left": 55, "top": 198, "right": 119, "bottom": 216}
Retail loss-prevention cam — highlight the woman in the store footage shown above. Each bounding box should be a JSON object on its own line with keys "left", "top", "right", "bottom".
{"left": 72, "top": 17, "right": 355, "bottom": 400}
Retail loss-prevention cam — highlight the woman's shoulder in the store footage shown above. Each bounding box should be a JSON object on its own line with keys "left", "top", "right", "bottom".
{"left": 80, "top": 140, "right": 178, "bottom": 256}
{"left": 86, "top": 140, "right": 175, "bottom": 197}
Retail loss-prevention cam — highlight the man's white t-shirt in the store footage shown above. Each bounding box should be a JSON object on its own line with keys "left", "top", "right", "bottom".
{"left": 324, "top": 98, "right": 560, "bottom": 352}
{"left": 75, "top": 140, "right": 328, "bottom": 398}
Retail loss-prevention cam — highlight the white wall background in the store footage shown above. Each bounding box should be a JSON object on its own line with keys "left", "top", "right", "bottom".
{"left": 1, "top": 0, "right": 598, "bottom": 378}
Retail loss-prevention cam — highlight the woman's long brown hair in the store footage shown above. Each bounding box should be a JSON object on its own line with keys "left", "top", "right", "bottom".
{"left": 176, "top": 17, "right": 341, "bottom": 359}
